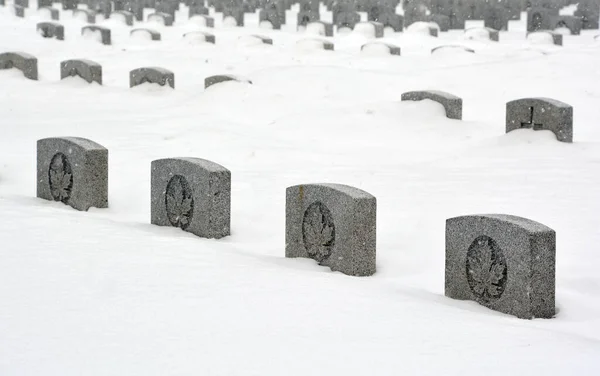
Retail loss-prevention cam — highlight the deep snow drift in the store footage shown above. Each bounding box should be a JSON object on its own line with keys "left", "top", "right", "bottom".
{"left": 1, "top": 3, "right": 600, "bottom": 376}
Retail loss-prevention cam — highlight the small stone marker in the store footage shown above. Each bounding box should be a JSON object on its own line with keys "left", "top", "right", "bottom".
{"left": 183, "top": 31, "right": 215, "bottom": 44}
{"left": 204, "top": 74, "right": 251, "bottom": 89}
{"left": 113, "top": 10, "right": 134, "bottom": 26}
{"left": 60, "top": 59, "right": 102, "bottom": 84}
{"left": 151, "top": 158, "right": 231, "bottom": 239}
{"left": 81, "top": 26, "right": 111, "bottom": 45}
{"left": 361, "top": 42, "right": 401, "bottom": 55}
{"left": 131, "top": 28, "right": 162, "bottom": 41}
{"left": 464, "top": 27, "right": 499, "bottom": 41}
{"left": 37, "top": 22, "right": 65, "bottom": 40}
{"left": 223, "top": 7, "right": 245, "bottom": 26}
{"left": 62, "top": 0, "right": 77, "bottom": 10}
{"left": 130, "top": 67, "right": 175, "bottom": 88}
{"left": 297, "top": 38, "right": 334, "bottom": 51}
{"left": 38, "top": 6, "right": 59, "bottom": 20}
{"left": 286, "top": 183, "right": 377, "bottom": 277}
{"left": 306, "top": 21, "right": 334, "bottom": 36}
{"left": 14, "top": 5, "right": 25, "bottom": 17}
{"left": 445, "top": 214, "right": 555, "bottom": 319}
{"left": 73, "top": 9, "right": 96, "bottom": 23}
{"left": 37, "top": 137, "right": 108, "bottom": 211}
{"left": 527, "top": 30, "right": 563, "bottom": 46}
{"left": 367, "top": 5, "right": 403, "bottom": 32}
{"left": 0, "top": 52, "right": 38, "bottom": 80}
{"left": 401, "top": 90, "right": 463, "bottom": 120}
{"left": 189, "top": 14, "right": 215, "bottom": 27}
{"left": 148, "top": 12, "right": 174, "bottom": 26}
{"left": 506, "top": 97, "right": 573, "bottom": 142}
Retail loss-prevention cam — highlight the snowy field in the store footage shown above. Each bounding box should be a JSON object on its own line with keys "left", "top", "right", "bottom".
{"left": 1, "top": 3, "right": 600, "bottom": 375}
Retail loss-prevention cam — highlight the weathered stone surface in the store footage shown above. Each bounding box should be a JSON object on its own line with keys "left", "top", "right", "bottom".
{"left": 130, "top": 67, "right": 175, "bottom": 88}
{"left": 445, "top": 214, "right": 555, "bottom": 319}
{"left": 148, "top": 12, "right": 174, "bottom": 26}
{"left": 367, "top": 3, "right": 404, "bottom": 32}
{"left": 204, "top": 74, "right": 251, "bottom": 89}
{"left": 88, "top": 0, "right": 111, "bottom": 17}
{"left": 361, "top": 41, "right": 401, "bottom": 55}
{"left": 551, "top": 15, "right": 582, "bottom": 35}
{"left": 527, "top": 30, "right": 563, "bottom": 45}
{"left": 37, "top": 22, "right": 64, "bottom": 40}
{"left": 527, "top": 8, "right": 557, "bottom": 32}
{"left": 401, "top": 90, "right": 463, "bottom": 120}
{"left": 113, "top": 10, "right": 134, "bottom": 25}
{"left": 285, "top": 183, "right": 377, "bottom": 277}
{"left": 359, "top": 21, "right": 385, "bottom": 37}
{"left": 429, "top": 26, "right": 439, "bottom": 37}
{"left": 189, "top": 4, "right": 209, "bottom": 17}
{"left": 431, "top": 44, "right": 475, "bottom": 53}
{"left": 223, "top": 7, "right": 245, "bottom": 26}
{"left": 334, "top": 11, "right": 361, "bottom": 29}
{"left": 189, "top": 14, "right": 215, "bottom": 27}
{"left": 62, "top": 0, "right": 77, "bottom": 10}
{"left": 259, "top": 0, "right": 286, "bottom": 29}
{"left": 575, "top": 0, "right": 599, "bottom": 29}
{"left": 73, "top": 9, "right": 96, "bottom": 23}
{"left": 151, "top": 158, "right": 231, "bottom": 239}
{"left": 506, "top": 97, "right": 572, "bottom": 142}
{"left": 183, "top": 31, "right": 215, "bottom": 43}
{"left": 81, "top": 25, "right": 111, "bottom": 45}
{"left": 37, "top": 137, "right": 108, "bottom": 211}
{"left": 60, "top": 59, "right": 102, "bottom": 84}
{"left": 38, "top": 6, "right": 60, "bottom": 20}
{"left": 297, "top": 0, "right": 320, "bottom": 26}
{"left": 0, "top": 52, "right": 38, "bottom": 80}
{"left": 131, "top": 28, "right": 161, "bottom": 40}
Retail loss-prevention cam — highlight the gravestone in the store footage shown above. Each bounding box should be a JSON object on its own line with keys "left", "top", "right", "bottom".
{"left": 223, "top": 6, "right": 245, "bottom": 26}
{"left": 14, "top": 5, "right": 25, "bottom": 17}
{"left": 37, "top": 137, "right": 108, "bottom": 211}
{"left": 575, "top": 0, "right": 599, "bottom": 29}
{"left": 401, "top": 90, "right": 463, "bottom": 120}
{"left": 60, "top": 59, "right": 102, "bottom": 84}
{"left": 204, "top": 74, "right": 251, "bottom": 89}
{"left": 306, "top": 21, "right": 334, "bottom": 36}
{"left": 445, "top": 214, "right": 555, "bottom": 319}
{"left": 148, "top": 12, "right": 175, "bottom": 26}
{"left": 130, "top": 67, "right": 175, "bottom": 88}
{"left": 73, "top": 9, "right": 96, "bottom": 23}
{"left": 297, "top": 0, "right": 320, "bottom": 27}
{"left": 38, "top": 6, "right": 60, "bottom": 20}
{"left": 189, "top": 4, "right": 210, "bottom": 17}
{"left": 429, "top": 14, "right": 450, "bottom": 31}
{"left": 189, "top": 15, "right": 215, "bottom": 27}
{"left": 484, "top": 5, "right": 509, "bottom": 31}
{"left": 37, "top": 22, "right": 64, "bottom": 40}
{"left": 527, "top": 8, "right": 556, "bottom": 31}
{"left": 367, "top": 4, "right": 403, "bottom": 32}
{"left": 285, "top": 183, "right": 377, "bottom": 277}
{"left": 551, "top": 15, "right": 582, "bottom": 35}
{"left": 131, "top": 28, "right": 162, "bottom": 40}
{"left": 297, "top": 38, "right": 335, "bottom": 50}
{"left": 0, "top": 52, "right": 38, "bottom": 80}
{"left": 81, "top": 26, "right": 111, "bottom": 45}
{"left": 259, "top": 0, "right": 286, "bottom": 29}
{"left": 183, "top": 31, "right": 216, "bottom": 43}
{"left": 248, "top": 35, "right": 273, "bottom": 44}
{"left": 113, "top": 10, "right": 134, "bottom": 25}
{"left": 151, "top": 158, "right": 231, "bottom": 239}
{"left": 527, "top": 30, "right": 563, "bottom": 45}
{"left": 15, "top": 0, "right": 28, "bottom": 7}
{"left": 361, "top": 41, "right": 401, "bottom": 55}
{"left": 464, "top": 27, "right": 499, "bottom": 41}
{"left": 62, "top": 0, "right": 77, "bottom": 10}
{"left": 506, "top": 97, "right": 572, "bottom": 142}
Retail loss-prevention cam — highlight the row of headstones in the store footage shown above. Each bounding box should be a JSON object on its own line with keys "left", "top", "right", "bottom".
{"left": 35, "top": 135, "right": 557, "bottom": 320}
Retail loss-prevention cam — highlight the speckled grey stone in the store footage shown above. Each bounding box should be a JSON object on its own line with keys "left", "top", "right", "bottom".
{"left": 37, "top": 22, "right": 64, "bottom": 40}
{"left": 151, "top": 158, "right": 231, "bottom": 239}
{"left": 73, "top": 9, "right": 96, "bottom": 23}
{"left": 361, "top": 42, "right": 401, "bottom": 55}
{"left": 148, "top": 12, "right": 174, "bottom": 26}
{"left": 401, "top": 90, "right": 463, "bottom": 120}
{"left": 37, "top": 137, "right": 108, "bottom": 211}
{"left": 445, "top": 214, "right": 555, "bottom": 319}
{"left": 506, "top": 97, "right": 572, "bottom": 142}
{"left": 431, "top": 45, "right": 475, "bottom": 54}
{"left": 204, "top": 74, "right": 251, "bottom": 89}
{"left": 113, "top": 10, "right": 134, "bottom": 25}
{"left": 131, "top": 28, "right": 162, "bottom": 41}
{"left": 189, "top": 14, "right": 215, "bottom": 27}
{"left": 81, "top": 25, "right": 111, "bottom": 45}
{"left": 285, "top": 183, "right": 376, "bottom": 277}
{"left": 334, "top": 11, "right": 361, "bottom": 30}
{"left": 39, "top": 6, "right": 60, "bottom": 20}
{"left": 484, "top": 6, "right": 509, "bottom": 31}
{"left": 0, "top": 52, "right": 38, "bottom": 80}
{"left": 61, "top": 59, "right": 102, "bottom": 84}
{"left": 183, "top": 31, "right": 215, "bottom": 43}
{"left": 130, "top": 67, "right": 175, "bottom": 88}
{"left": 367, "top": 6, "right": 403, "bottom": 32}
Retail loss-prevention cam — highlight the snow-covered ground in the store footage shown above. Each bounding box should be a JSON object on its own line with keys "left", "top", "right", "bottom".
{"left": 1, "top": 3, "right": 600, "bottom": 375}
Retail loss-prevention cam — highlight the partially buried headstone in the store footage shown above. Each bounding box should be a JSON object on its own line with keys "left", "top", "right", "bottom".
{"left": 131, "top": 28, "right": 162, "bottom": 41}
{"left": 148, "top": 12, "right": 174, "bottom": 26}
{"left": 401, "top": 90, "right": 463, "bottom": 120}
{"left": 151, "top": 158, "right": 231, "bottom": 239}
{"left": 0, "top": 52, "right": 38, "bottom": 80}
{"left": 130, "top": 67, "right": 175, "bottom": 88}
{"left": 37, "top": 22, "right": 64, "bottom": 40}
{"left": 81, "top": 26, "right": 111, "bottom": 45}
{"left": 37, "top": 137, "right": 108, "bottom": 211}
{"left": 506, "top": 97, "right": 573, "bottom": 142}
{"left": 60, "top": 59, "right": 102, "bottom": 84}
{"left": 445, "top": 214, "right": 555, "bottom": 319}
{"left": 204, "top": 74, "right": 251, "bottom": 89}
{"left": 286, "top": 183, "right": 377, "bottom": 276}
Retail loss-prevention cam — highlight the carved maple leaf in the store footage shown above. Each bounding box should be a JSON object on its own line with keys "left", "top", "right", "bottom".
{"left": 304, "top": 208, "right": 334, "bottom": 262}
{"left": 50, "top": 169, "right": 72, "bottom": 201}
{"left": 468, "top": 240, "right": 506, "bottom": 299}
{"left": 166, "top": 179, "right": 193, "bottom": 228}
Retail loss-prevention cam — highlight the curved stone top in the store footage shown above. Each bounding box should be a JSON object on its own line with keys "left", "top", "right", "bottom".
{"left": 402, "top": 90, "right": 461, "bottom": 101}
{"left": 431, "top": 45, "right": 475, "bottom": 53}
{"left": 153, "top": 157, "right": 229, "bottom": 173}
{"left": 61, "top": 58, "right": 101, "bottom": 67}
{"left": 0, "top": 51, "right": 37, "bottom": 60}
{"left": 38, "top": 137, "right": 107, "bottom": 151}
{"left": 37, "top": 21, "right": 62, "bottom": 27}
{"left": 131, "top": 66, "right": 174, "bottom": 74}
{"left": 287, "top": 183, "right": 375, "bottom": 200}
{"left": 447, "top": 214, "right": 554, "bottom": 234}
{"left": 361, "top": 41, "right": 399, "bottom": 50}
{"left": 464, "top": 26, "right": 496, "bottom": 33}
{"left": 131, "top": 28, "right": 160, "bottom": 34}
{"left": 506, "top": 97, "right": 571, "bottom": 109}
{"left": 82, "top": 25, "right": 109, "bottom": 31}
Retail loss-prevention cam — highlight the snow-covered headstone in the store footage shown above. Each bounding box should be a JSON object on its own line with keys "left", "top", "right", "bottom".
{"left": 37, "top": 137, "right": 108, "bottom": 211}
{"left": 81, "top": 26, "right": 112, "bottom": 45}
{"left": 204, "top": 74, "right": 251, "bottom": 89}
{"left": 131, "top": 28, "right": 162, "bottom": 41}
{"left": 506, "top": 97, "right": 573, "bottom": 142}
{"left": 129, "top": 67, "right": 175, "bottom": 88}
{"left": 60, "top": 59, "right": 102, "bottom": 84}
{"left": 151, "top": 158, "right": 231, "bottom": 239}
{"left": 0, "top": 52, "right": 38, "bottom": 80}
{"left": 285, "top": 184, "right": 377, "bottom": 277}
{"left": 37, "top": 22, "right": 65, "bottom": 41}
{"left": 445, "top": 214, "right": 556, "bottom": 319}
{"left": 401, "top": 90, "right": 463, "bottom": 120}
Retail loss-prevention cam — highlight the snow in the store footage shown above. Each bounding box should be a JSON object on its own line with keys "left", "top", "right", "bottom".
{"left": 1, "top": 4, "right": 600, "bottom": 376}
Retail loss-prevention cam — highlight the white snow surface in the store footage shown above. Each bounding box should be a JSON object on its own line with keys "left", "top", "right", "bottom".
{"left": 1, "top": 5, "right": 600, "bottom": 376}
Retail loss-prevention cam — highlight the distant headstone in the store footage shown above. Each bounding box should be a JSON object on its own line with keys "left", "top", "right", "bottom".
{"left": 484, "top": 5, "right": 509, "bottom": 31}
{"left": 38, "top": 6, "right": 60, "bottom": 20}
{"left": 402, "top": 90, "right": 463, "bottom": 120}
{"left": 0, "top": 52, "right": 38, "bottom": 80}
{"left": 73, "top": 9, "right": 96, "bottom": 23}
{"left": 285, "top": 183, "right": 377, "bottom": 277}
{"left": 506, "top": 97, "right": 572, "bottom": 142}
{"left": 14, "top": 5, "right": 25, "bottom": 17}
{"left": 113, "top": 10, "right": 134, "bottom": 25}
{"left": 15, "top": 0, "right": 28, "bottom": 8}
{"left": 148, "top": 12, "right": 174, "bottom": 26}
{"left": 151, "top": 158, "right": 231, "bottom": 239}
{"left": 204, "top": 74, "right": 251, "bottom": 89}
{"left": 131, "top": 28, "right": 162, "bottom": 40}
{"left": 37, "top": 137, "right": 108, "bottom": 211}
{"left": 551, "top": 15, "right": 582, "bottom": 35}
{"left": 305, "top": 21, "right": 334, "bottom": 36}
{"left": 574, "top": 0, "right": 599, "bottom": 29}
{"left": 62, "top": 0, "right": 77, "bottom": 10}
{"left": 81, "top": 25, "right": 111, "bottom": 45}
{"left": 446, "top": 214, "right": 556, "bottom": 319}
{"left": 60, "top": 59, "right": 102, "bottom": 84}
{"left": 130, "top": 67, "right": 175, "bottom": 88}
{"left": 367, "top": 2, "right": 404, "bottom": 32}
{"left": 361, "top": 41, "right": 401, "bottom": 55}
{"left": 37, "top": 22, "right": 64, "bottom": 40}
{"left": 527, "top": 30, "right": 563, "bottom": 45}
{"left": 189, "top": 14, "right": 215, "bottom": 27}
{"left": 297, "top": 0, "right": 320, "bottom": 26}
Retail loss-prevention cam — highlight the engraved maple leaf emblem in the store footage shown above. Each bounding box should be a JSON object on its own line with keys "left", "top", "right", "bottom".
{"left": 467, "top": 238, "right": 506, "bottom": 299}
{"left": 166, "top": 178, "right": 193, "bottom": 229}
{"left": 303, "top": 205, "right": 334, "bottom": 262}
{"left": 50, "top": 169, "right": 72, "bottom": 201}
